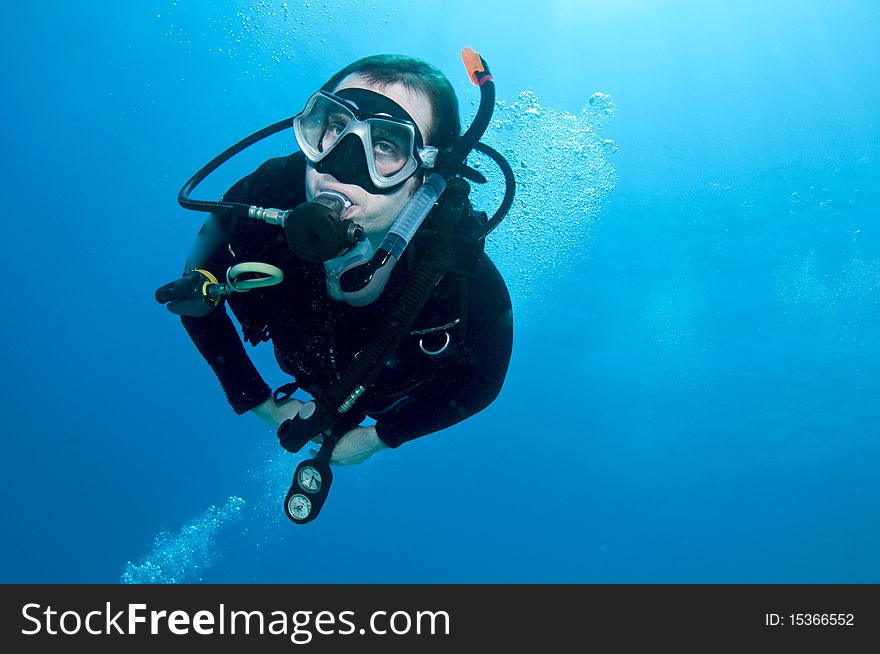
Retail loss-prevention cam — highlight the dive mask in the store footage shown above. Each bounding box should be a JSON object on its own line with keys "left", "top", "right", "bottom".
{"left": 293, "top": 88, "right": 438, "bottom": 194}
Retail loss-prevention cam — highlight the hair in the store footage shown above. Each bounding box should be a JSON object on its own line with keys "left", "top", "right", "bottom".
{"left": 321, "top": 54, "right": 461, "bottom": 151}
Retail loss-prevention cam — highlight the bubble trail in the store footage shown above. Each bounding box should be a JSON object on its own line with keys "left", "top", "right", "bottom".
{"left": 471, "top": 90, "right": 619, "bottom": 315}
{"left": 120, "top": 496, "right": 245, "bottom": 584}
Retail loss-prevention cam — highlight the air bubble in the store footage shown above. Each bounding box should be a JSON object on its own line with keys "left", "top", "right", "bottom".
{"left": 121, "top": 497, "right": 245, "bottom": 584}
{"left": 471, "top": 89, "right": 618, "bottom": 308}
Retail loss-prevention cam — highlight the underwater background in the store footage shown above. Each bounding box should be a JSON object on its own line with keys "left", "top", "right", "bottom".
{"left": 1, "top": 0, "right": 877, "bottom": 583}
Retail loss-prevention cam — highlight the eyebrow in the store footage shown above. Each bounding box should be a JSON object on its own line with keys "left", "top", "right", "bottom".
{"left": 371, "top": 126, "right": 408, "bottom": 143}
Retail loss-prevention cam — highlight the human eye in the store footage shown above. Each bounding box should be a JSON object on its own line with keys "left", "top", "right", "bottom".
{"left": 327, "top": 112, "right": 349, "bottom": 135}
{"left": 372, "top": 129, "right": 406, "bottom": 157}
{"left": 374, "top": 139, "right": 398, "bottom": 155}
{"left": 319, "top": 113, "right": 349, "bottom": 152}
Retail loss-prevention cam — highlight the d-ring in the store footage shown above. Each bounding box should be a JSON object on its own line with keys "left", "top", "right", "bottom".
{"left": 419, "top": 331, "right": 451, "bottom": 356}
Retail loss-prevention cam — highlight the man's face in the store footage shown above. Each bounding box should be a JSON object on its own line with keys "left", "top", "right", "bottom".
{"left": 304, "top": 73, "right": 435, "bottom": 246}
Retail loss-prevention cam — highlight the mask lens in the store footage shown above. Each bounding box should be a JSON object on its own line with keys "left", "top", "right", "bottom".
{"left": 369, "top": 120, "right": 415, "bottom": 178}
{"left": 297, "top": 95, "right": 354, "bottom": 157}
{"left": 321, "top": 109, "right": 352, "bottom": 153}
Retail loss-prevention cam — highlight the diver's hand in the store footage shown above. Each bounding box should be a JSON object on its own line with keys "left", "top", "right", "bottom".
{"left": 313, "top": 426, "right": 388, "bottom": 466}
{"left": 251, "top": 396, "right": 305, "bottom": 430}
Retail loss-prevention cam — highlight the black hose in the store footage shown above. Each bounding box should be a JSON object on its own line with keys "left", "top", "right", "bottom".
{"left": 472, "top": 141, "right": 516, "bottom": 239}
{"left": 177, "top": 116, "right": 295, "bottom": 216}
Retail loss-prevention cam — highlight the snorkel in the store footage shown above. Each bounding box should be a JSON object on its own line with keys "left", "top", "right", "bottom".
{"left": 335, "top": 47, "right": 496, "bottom": 305}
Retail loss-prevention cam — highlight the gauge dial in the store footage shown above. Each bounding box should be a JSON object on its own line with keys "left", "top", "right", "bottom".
{"left": 287, "top": 494, "right": 312, "bottom": 520}
{"left": 298, "top": 465, "right": 322, "bottom": 493}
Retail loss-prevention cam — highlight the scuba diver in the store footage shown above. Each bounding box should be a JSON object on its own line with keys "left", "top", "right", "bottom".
{"left": 156, "top": 51, "right": 515, "bottom": 523}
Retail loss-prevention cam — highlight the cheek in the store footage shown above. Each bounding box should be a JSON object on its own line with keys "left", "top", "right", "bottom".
{"left": 380, "top": 178, "right": 419, "bottom": 215}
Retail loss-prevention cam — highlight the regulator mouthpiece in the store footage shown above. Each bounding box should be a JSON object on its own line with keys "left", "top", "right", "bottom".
{"left": 285, "top": 191, "right": 364, "bottom": 263}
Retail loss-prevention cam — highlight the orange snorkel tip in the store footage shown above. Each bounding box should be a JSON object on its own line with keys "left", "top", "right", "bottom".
{"left": 462, "top": 46, "right": 491, "bottom": 86}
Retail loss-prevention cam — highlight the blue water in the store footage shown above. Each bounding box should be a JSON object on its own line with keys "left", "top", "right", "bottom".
{"left": 1, "top": 0, "right": 877, "bottom": 583}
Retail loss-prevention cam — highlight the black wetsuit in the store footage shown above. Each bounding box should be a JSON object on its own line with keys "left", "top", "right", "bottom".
{"left": 181, "top": 153, "right": 513, "bottom": 448}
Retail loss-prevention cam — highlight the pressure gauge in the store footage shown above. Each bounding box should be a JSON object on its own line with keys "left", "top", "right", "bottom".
{"left": 286, "top": 454, "right": 333, "bottom": 524}
{"left": 286, "top": 494, "right": 312, "bottom": 521}
{"left": 298, "top": 465, "right": 323, "bottom": 493}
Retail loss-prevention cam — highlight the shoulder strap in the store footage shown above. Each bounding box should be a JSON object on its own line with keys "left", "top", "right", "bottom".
{"left": 277, "top": 179, "right": 481, "bottom": 453}
{"left": 332, "top": 177, "right": 485, "bottom": 405}
{"left": 277, "top": 259, "right": 447, "bottom": 453}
